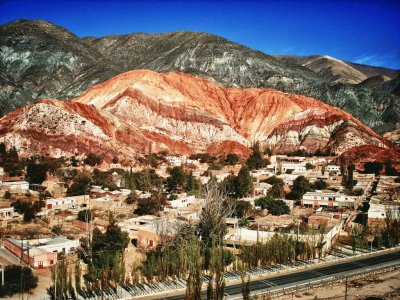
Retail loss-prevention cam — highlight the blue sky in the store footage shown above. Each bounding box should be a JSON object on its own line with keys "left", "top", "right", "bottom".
{"left": 1, "top": 0, "right": 399, "bottom": 69}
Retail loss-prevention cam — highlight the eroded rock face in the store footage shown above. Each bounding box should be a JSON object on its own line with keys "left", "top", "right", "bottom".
{"left": 0, "top": 70, "right": 389, "bottom": 160}
{"left": 1, "top": 20, "right": 399, "bottom": 134}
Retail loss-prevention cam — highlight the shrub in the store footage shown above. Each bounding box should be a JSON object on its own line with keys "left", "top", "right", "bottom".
{"left": 255, "top": 196, "right": 290, "bottom": 216}
{"left": 0, "top": 265, "right": 38, "bottom": 297}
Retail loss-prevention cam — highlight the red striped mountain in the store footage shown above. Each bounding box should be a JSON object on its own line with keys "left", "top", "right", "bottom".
{"left": 0, "top": 70, "right": 389, "bottom": 162}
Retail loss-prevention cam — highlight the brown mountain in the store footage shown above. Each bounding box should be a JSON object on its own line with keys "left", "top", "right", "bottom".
{"left": 1, "top": 20, "right": 399, "bottom": 135}
{"left": 0, "top": 70, "right": 389, "bottom": 162}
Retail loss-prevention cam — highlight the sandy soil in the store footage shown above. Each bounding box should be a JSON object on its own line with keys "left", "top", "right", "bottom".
{"left": 271, "top": 269, "right": 400, "bottom": 300}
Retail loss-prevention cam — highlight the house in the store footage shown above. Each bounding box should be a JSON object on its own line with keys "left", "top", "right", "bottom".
{"left": 122, "top": 216, "right": 179, "bottom": 249}
{"left": 110, "top": 162, "right": 122, "bottom": 169}
{"left": 326, "top": 165, "right": 340, "bottom": 174}
{"left": 0, "top": 206, "right": 14, "bottom": 220}
{"left": 302, "top": 191, "right": 361, "bottom": 210}
{"left": 368, "top": 202, "right": 400, "bottom": 228}
{"left": 46, "top": 197, "right": 79, "bottom": 210}
{"left": 0, "top": 181, "right": 30, "bottom": 191}
{"left": 253, "top": 182, "right": 272, "bottom": 196}
{"left": 281, "top": 163, "right": 307, "bottom": 174}
{"left": 3, "top": 237, "right": 79, "bottom": 269}
{"left": 168, "top": 194, "right": 196, "bottom": 209}
{"left": 36, "top": 237, "right": 79, "bottom": 253}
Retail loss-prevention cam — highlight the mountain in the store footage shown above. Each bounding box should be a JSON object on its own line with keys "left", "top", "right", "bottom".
{"left": 276, "top": 55, "right": 399, "bottom": 84}
{"left": 380, "top": 74, "right": 400, "bottom": 96}
{"left": 358, "top": 75, "right": 391, "bottom": 88}
{"left": 0, "top": 19, "right": 119, "bottom": 116}
{"left": 1, "top": 19, "right": 399, "bottom": 135}
{"left": 0, "top": 70, "right": 388, "bottom": 161}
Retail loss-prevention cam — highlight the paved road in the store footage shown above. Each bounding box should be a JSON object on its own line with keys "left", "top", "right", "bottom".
{"left": 0, "top": 247, "right": 21, "bottom": 265}
{"left": 161, "top": 251, "right": 400, "bottom": 300}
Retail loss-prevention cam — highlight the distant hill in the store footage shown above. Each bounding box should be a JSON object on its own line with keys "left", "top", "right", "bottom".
{"left": 275, "top": 55, "right": 399, "bottom": 84}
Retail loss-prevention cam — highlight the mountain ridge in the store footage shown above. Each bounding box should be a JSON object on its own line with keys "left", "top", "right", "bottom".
{"left": 0, "top": 70, "right": 389, "bottom": 161}
{"left": 1, "top": 19, "right": 399, "bottom": 136}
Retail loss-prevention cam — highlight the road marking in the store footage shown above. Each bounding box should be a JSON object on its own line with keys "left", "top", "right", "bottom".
{"left": 309, "top": 270, "right": 325, "bottom": 276}
{"left": 260, "top": 279, "right": 276, "bottom": 286}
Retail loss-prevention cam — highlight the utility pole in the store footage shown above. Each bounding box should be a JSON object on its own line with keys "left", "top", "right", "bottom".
{"left": 0, "top": 265, "right": 4, "bottom": 287}
{"left": 344, "top": 276, "right": 348, "bottom": 300}
{"left": 54, "top": 261, "right": 57, "bottom": 300}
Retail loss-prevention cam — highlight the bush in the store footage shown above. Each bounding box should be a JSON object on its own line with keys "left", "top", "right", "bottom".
{"left": 305, "top": 163, "right": 315, "bottom": 170}
{"left": 364, "top": 162, "right": 383, "bottom": 175}
{"left": 134, "top": 193, "right": 168, "bottom": 216}
{"left": 286, "top": 176, "right": 312, "bottom": 200}
{"left": 4, "top": 190, "right": 11, "bottom": 199}
{"left": 246, "top": 143, "right": 269, "bottom": 170}
{"left": 0, "top": 265, "right": 38, "bottom": 297}
{"left": 83, "top": 152, "right": 103, "bottom": 167}
{"left": 255, "top": 196, "right": 290, "bottom": 216}
{"left": 225, "top": 153, "right": 240, "bottom": 165}
{"left": 313, "top": 179, "right": 328, "bottom": 190}
{"left": 77, "top": 209, "right": 93, "bottom": 222}
{"left": 234, "top": 200, "right": 252, "bottom": 218}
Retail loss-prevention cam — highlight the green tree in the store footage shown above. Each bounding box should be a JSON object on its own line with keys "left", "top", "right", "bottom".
{"left": 313, "top": 179, "right": 328, "bottom": 190}
{"left": 364, "top": 162, "right": 383, "bottom": 175}
{"left": 77, "top": 209, "right": 93, "bottom": 222}
{"left": 134, "top": 193, "right": 167, "bottom": 216}
{"left": 269, "top": 181, "right": 285, "bottom": 198}
{"left": 83, "top": 152, "right": 103, "bottom": 167}
{"left": 225, "top": 153, "right": 240, "bottom": 165}
{"left": 263, "top": 176, "right": 284, "bottom": 186}
{"left": 246, "top": 143, "right": 269, "bottom": 170}
{"left": 286, "top": 176, "right": 312, "bottom": 200}
{"left": 235, "top": 166, "right": 254, "bottom": 198}
{"left": 67, "top": 171, "right": 92, "bottom": 196}
{"left": 184, "top": 236, "right": 204, "bottom": 300}
{"left": 264, "top": 146, "right": 272, "bottom": 156}
{"left": 384, "top": 161, "right": 398, "bottom": 176}
{"left": 255, "top": 195, "right": 290, "bottom": 215}
{"left": 241, "top": 272, "right": 251, "bottom": 300}
{"left": 26, "top": 159, "right": 47, "bottom": 184}
{"left": 305, "top": 163, "right": 315, "bottom": 170}
{"left": 346, "top": 163, "right": 356, "bottom": 190}
{"left": 0, "top": 265, "right": 38, "bottom": 297}
{"left": 234, "top": 200, "right": 252, "bottom": 218}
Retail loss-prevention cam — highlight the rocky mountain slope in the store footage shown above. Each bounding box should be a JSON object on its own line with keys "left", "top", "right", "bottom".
{"left": 0, "top": 20, "right": 119, "bottom": 116}
{"left": 0, "top": 70, "right": 388, "bottom": 161}
{"left": 1, "top": 19, "right": 399, "bottom": 135}
{"left": 276, "top": 55, "right": 399, "bottom": 84}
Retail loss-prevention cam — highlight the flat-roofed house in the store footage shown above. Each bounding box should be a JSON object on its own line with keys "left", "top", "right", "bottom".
{"left": 1, "top": 181, "right": 29, "bottom": 190}
{"left": 4, "top": 238, "right": 57, "bottom": 269}
{"left": 0, "top": 206, "right": 14, "bottom": 219}
{"left": 302, "top": 191, "right": 360, "bottom": 210}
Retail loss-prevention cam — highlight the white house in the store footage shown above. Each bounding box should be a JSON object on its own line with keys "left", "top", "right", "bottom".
{"left": 0, "top": 205, "right": 14, "bottom": 219}
{"left": 326, "top": 165, "right": 340, "bottom": 173}
{"left": 368, "top": 203, "right": 400, "bottom": 221}
{"left": 1, "top": 181, "right": 30, "bottom": 190}
{"left": 169, "top": 195, "right": 196, "bottom": 209}
{"left": 36, "top": 237, "right": 80, "bottom": 254}
{"left": 46, "top": 197, "right": 78, "bottom": 209}
{"left": 302, "top": 191, "right": 361, "bottom": 209}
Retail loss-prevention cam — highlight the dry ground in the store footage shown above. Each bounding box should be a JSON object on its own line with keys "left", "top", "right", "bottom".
{"left": 269, "top": 269, "right": 400, "bottom": 300}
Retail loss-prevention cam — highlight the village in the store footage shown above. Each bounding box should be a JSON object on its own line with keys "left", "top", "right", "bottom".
{"left": 0, "top": 143, "right": 399, "bottom": 299}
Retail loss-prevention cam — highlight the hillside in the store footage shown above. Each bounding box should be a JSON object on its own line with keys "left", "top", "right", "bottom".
{"left": 0, "top": 70, "right": 388, "bottom": 161}
{"left": 1, "top": 20, "right": 399, "bottom": 134}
